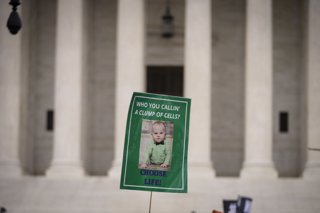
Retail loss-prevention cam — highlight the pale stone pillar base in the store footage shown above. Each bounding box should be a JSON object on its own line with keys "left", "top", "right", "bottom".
{"left": 185, "top": 0, "right": 215, "bottom": 178}
{"left": 241, "top": 162, "right": 278, "bottom": 179}
{"left": 46, "top": 0, "right": 87, "bottom": 178}
{"left": 303, "top": 0, "right": 320, "bottom": 181}
{"left": 107, "top": 160, "right": 122, "bottom": 179}
{"left": 46, "top": 161, "right": 85, "bottom": 178}
{"left": 108, "top": 0, "right": 145, "bottom": 178}
{"left": 0, "top": 1, "right": 23, "bottom": 179}
{"left": 188, "top": 163, "right": 215, "bottom": 179}
{"left": 0, "top": 162, "right": 23, "bottom": 178}
{"left": 303, "top": 164, "right": 320, "bottom": 180}
{"left": 242, "top": 0, "right": 278, "bottom": 180}
{"left": 303, "top": 151, "right": 320, "bottom": 180}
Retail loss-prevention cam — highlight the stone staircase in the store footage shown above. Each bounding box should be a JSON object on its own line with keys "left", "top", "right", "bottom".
{"left": 1, "top": 177, "right": 320, "bottom": 213}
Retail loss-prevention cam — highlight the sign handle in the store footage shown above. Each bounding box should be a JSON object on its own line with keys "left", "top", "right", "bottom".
{"left": 148, "top": 191, "right": 153, "bottom": 213}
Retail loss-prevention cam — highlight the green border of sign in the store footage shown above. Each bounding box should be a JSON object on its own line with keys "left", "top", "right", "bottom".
{"left": 120, "top": 92, "right": 191, "bottom": 193}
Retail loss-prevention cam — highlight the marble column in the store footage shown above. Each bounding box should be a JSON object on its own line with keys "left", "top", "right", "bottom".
{"left": 185, "top": 0, "right": 215, "bottom": 178}
{"left": 108, "top": 0, "right": 145, "bottom": 178}
{"left": 240, "top": 0, "right": 277, "bottom": 178}
{"left": 0, "top": 1, "right": 23, "bottom": 178}
{"left": 46, "top": 0, "right": 86, "bottom": 177}
{"left": 303, "top": 0, "right": 320, "bottom": 180}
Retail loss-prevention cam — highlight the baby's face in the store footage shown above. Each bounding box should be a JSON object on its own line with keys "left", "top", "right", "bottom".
{"left": 152, "top": 124, "right": 166, "bottom": 143}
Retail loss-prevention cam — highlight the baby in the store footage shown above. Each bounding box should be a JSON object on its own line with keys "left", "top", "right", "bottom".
{"left": 140, "top": 121, "right": 171, "bottom": 169}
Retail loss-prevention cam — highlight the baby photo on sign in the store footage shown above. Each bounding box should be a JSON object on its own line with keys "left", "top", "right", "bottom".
{"left": 139, "top": 120, "right": 173, "bottom": 171}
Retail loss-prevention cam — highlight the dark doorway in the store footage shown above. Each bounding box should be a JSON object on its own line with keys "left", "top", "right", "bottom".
{"left": 146, "top": 66, "right": 183, "bottom": 96}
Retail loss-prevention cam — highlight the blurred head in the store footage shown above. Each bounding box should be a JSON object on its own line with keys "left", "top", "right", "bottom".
{"left": 151, "top": 121, "right": 166, "bottom": 143}
{"left": 0, "top": 207, "right": 7, "bottom": 213}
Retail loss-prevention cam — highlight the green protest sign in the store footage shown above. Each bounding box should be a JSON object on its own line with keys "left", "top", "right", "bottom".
{"left": 120, "top": 92, "right": 191, "bottom": 193}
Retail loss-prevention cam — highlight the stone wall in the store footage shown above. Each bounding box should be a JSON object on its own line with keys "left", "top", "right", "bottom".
{"left": 28, "top": 0, "right": 56, "bottom": 175}
{"left": 86, "top": 0, "right": 117, "bottom": 175}
{"left": 273, "top": 0, "right": 304, "bottom": 177}
{"left": 211, "top": 0, "right": 246, "bottom": 176}
{"left": 26, "top": 0, "right": 304, "bottom": 176}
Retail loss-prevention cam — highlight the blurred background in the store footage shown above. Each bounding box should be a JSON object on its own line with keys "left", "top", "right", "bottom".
{"left": 1, "top": 0, "right": 320, "bottom": 212}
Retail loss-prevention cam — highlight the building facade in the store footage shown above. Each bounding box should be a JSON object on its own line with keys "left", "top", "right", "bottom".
{"left": 2, "top": 1, "right": 320, "bottom": 212}
{"left": 1, "top": 0, "right": 320, "bottom": 179}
